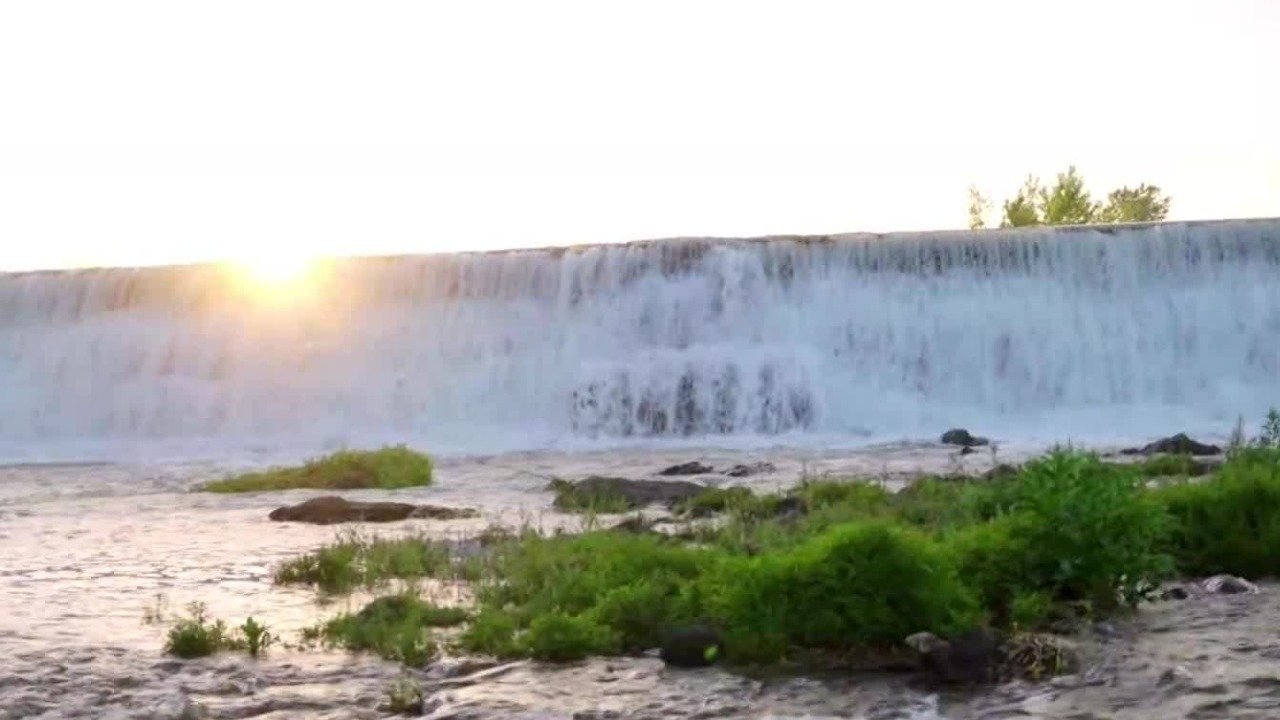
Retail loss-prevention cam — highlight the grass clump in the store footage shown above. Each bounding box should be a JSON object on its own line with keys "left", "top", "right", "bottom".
{"left": 462, "top": 531, "right": 708, "bottom": 658}
{"left": 201, "top": 446, "right": 433, "bottom": 493}
{"left": 318, "top": 593, "right": 465, "bottom": 666}
{"left": 274, "top": 531, "right": 460, "bottom": 594}
{"left": 163, "top": 603, "right": 276, "bottom": 659}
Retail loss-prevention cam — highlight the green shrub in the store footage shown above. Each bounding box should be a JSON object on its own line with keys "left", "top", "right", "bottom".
{"left": 459, "top": 609, "right": 522, "bottom": 658}
{"left": 201, "top": 446, "right": 433, "bottom": 493}
{"left": 701, "top": 521, "right": 979, "bottom": 662}
{"left": 274, "top": 532, "right": 457, "bottom": 594}
{"left": 978, "top": 451, "right": 1171, "bottom": 609}
{"left": 318, "top": 593, "right": 460, "bottom": 666}
{"left": 522, "top": 612, "right": 618, "bottom": 662}
{"left": 164, "top": 603, "right": 237, "bottom": 658}
{"left": 1155, "top": 448, "right": 1280, "bottom": 578}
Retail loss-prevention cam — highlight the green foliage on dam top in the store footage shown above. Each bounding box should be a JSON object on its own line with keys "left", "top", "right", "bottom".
{"left": 967, "top": 166, "right": 1171, "bottom": 229}
{"left": 200, "top": 446, "right": 433, "bottom": 493}
{"left": 279, "top": 412, "right": 1280, "bottom": 668}
{"left": 312, "top": 593, "right": 467, "bottom": 666}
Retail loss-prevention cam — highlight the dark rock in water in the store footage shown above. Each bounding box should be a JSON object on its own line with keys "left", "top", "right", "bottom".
{"left": 958, "top": 446, "right": 976, "bottom": 456}
{"left": 1202, "top": 574, "right": 1260, "bottom": 595}
{"left": 658, "top": 461, "right": 715, "bottom": 476}
{"left": 724, "top": 462, "right": 777, "bottom": 478}
{"left": 267, "top": 496, "right": 479, "bottom": 525}
{"left": 556, "top": 476, "right": 707, "bottom": 510}
{"left": 905, "top": 629, "right": 997, "bottom": 684}
{"left": 1160, "top": 575, "right": 1259, "bottom": 600}
{"left": 982, "top": 464, "right": 1020, "bottom": 481}
{"left": 610, "top": 515, "right": 657, "bottom": 534}
{"left": 1121, "top": 433, "right": 1222, "bottom": 456}
{"left": 940, "top": 428, "right": 990, "bottom": 448}
{"left": 660, "top": 625, "right": 723, "bottom": 668}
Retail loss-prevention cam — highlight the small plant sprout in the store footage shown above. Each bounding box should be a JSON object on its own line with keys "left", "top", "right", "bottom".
{"left": 239, "top": 617, "right": 274, "bottom": 658}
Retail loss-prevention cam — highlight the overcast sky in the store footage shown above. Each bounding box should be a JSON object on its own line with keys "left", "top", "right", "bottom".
{"left": 1, "top": 0, "right": 1277, "bottom": 271}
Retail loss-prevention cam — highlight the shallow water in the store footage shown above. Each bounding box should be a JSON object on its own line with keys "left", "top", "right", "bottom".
{"left": 3, "top": 444, "right": 1276, "bottom": 719}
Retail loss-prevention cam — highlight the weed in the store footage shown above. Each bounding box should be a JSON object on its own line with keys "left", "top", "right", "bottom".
{"left": 274, "top": 531, "right": 459, "bottom": 594}
{"left": 164, "top": 602, "right": 237, "bottom": 659}
{"left": 239, "top": 617, "right": 274, "bottom": 658}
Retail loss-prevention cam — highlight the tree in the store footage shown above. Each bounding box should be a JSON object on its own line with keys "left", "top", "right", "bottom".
{"left": 973, "top": 168, "right": 1171, "bottom": 229}
{"left": 999, "top": 176, "right": 1043, "bottom": 228}
{"left": 967, "top": 186, "right": 991, "bottom": 230}
{"left": 1039, "top": 166, "right": 1097, "bottom": 225}
{"left": 1097, "top": 184, "right": 1171, "bottom": 223}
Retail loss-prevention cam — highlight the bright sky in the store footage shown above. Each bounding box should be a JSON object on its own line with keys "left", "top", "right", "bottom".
{"left": 1, "top": 0, "right": 1277, "bottom": 271}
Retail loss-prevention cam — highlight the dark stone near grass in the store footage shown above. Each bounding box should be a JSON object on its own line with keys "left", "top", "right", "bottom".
{"left": 610, "top": 516, "right": 657, "bottom": 534}
{"left": 724, "top": 462, "right": 777, "bottom": 477}
{"left": 905, "top": 629, "right": 998, "bottom": 684}
{"left": 1121, "top": 433, "right": 1222, "bottom": 456}
{"left": 940, "top": 429, "right": 989, "bottom": 448}
{"left": 660, "top": 625, "right": 723, "bottom": 668}
{"left": 557, "top": 476, "right": 707, "bottom": 510}
{"left": 1160, "top": 575, "right": 1259, "bottom": 600}
{"left": 267, "top": 496, "right": 479, "bottom": 524}
{"left": 982, "top": 464, "right": 1020, "bottom": 481}
{"left": 658, "top": 461, "right": 715, "bottom": 476}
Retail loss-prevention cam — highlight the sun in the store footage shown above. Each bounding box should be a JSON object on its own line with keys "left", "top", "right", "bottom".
{"left": 230, "top": 253, "right": 319, "bottom": 296}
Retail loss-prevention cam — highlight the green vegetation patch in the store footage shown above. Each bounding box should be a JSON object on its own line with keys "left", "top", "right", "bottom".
{"left": 274, "top": 531, "right": 468, "bottom": 594}
{"left": 1154, "top": 447, "right": 1280, "bottom": 578}
{"left": 201, "top": 446, "right": 433, "bottom": 493}
{"left": 317, "top": 593, "right": 466, "bottom": 666}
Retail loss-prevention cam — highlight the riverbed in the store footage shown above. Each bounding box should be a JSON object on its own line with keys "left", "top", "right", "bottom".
{"left": 3, "top": 443, "right": 1275, "bottom": 719}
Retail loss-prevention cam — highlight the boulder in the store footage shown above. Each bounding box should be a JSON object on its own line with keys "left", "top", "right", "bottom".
{"left": 658, "top": 461, "right": 715, "bottom": 476}
{"left": 905, "top": 630, "right": 997, "bottom": 684}
{"left": 660, "top": 625, "right": 723, "bottom": 668}
{"left": 1121, "top": 433, "right": 1222, "bottom": 456}
{"left": 940, "top": 428, "right": 990, "bottom": 448}
{"left": 724, "top": 462, "right": 777, "bottom": 478}
{"left": 554, "top": 476, "right": 707, "bottom": 511}
{"left": 1159, "top": 574, "right": 1259, "bottom": 601}
{"left": 267, "top": 496, "right": 479, "bottom": 525}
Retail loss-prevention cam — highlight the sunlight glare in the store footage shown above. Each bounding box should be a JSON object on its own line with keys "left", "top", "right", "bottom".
{"left": 233, "top": 253, "right": 318, "bottom": 297}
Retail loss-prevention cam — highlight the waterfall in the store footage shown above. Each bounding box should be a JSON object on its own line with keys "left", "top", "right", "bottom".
{"left": 2, "top": 219, "right": 1278, "bottom": 460}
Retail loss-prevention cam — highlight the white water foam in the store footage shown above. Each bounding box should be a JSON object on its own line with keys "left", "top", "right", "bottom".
{"left": 2, "top": 219, "right": 1278, "bottom": 462}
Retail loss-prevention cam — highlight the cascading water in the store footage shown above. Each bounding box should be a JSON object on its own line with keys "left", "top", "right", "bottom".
{"left": 2, "top": 219, "right": 1278, "bottom": 461}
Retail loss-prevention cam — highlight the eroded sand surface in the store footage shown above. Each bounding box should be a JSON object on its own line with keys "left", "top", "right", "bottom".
{"left": 3, "top": 443, "right": 1275, "bottom": 719}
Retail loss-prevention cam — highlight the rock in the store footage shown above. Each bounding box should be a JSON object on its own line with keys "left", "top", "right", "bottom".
{"left": 555, "top": 476, "right": 707, "bottom": 510}
{"left": 905, "top": 630, "right": 997, "bottom": 684}
{"left": 982, "top": 464, "right": 1020, "bottom": 481}
{"left": 1159, "top": 665, "right": 1195, "bottom": 689}
{"left": 940, "top": 428, "right": 990, "bottom": 448}
{"left": 1121, "top": 433, "right": 1222, "bottom": 456}
{"left": 660, "top": 625, "right": 723, "bottom": 668}
{"left": 267, "top": 496, "right": 479, "bottom": 525}
{"left": 724, "top": 462, "right": 777, "bottom": 478}
{"left": 1162, "top": 575, "right": 1260, "bottom": 600}
{"left": 610, "top": 516, "right": 657, "bottom": 534}
{"left": 1201, "top": 574, "right": 1259, "bottom": 595}
{"left": 658, "top": 461, "right": 714, "bottom": 476}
